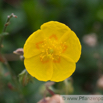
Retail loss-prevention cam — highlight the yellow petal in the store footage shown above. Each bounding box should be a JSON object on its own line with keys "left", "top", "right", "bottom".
{"left": 40, "top": 21, "right": 71, "bottom": 39}
{"left": 50, "top": 55, "right": 76, "bottom": 82}
{"left": 24, "top": 55, "right": 53, "bottom": 81}
{"left": 23, "top": 30, "right": 44, "bottom": 58}
{"left": 60, "top": 30, "right": 81, "bottom": 62}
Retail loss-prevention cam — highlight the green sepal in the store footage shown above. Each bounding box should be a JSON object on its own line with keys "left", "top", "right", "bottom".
{"left": 18, "top": 69, "right": 34, "bottom": 86}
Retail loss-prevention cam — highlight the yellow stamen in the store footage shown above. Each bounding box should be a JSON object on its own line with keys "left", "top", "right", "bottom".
{"left": 39, "top": 36, "right": 67, "bottom": 63}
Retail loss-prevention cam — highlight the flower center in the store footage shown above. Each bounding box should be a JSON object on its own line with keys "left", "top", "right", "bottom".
{"left": 40, "top": 40, "right": 66, "bottom": 63}
{"left": 36, "top": 35, "right": 67, "bottom": 63}
{"left": 48, "top": 49, "right": 54, "bottom": 54}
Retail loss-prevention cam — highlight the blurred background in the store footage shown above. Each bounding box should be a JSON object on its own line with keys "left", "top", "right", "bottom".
{"left": 0, "top": 0, "right": 103, "bottom": 103}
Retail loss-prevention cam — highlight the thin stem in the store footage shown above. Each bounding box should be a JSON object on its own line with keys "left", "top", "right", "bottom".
{"left": 0, "top": 13, "right": 17, "bottom": 51}
{"left": 0, "top": 13, "right": 27, "bottom": 103}
{"left": 0, "top": 36, "right": 3, "bottom": 51}
{"left": 46, "top": 86, "right": 55, "bottom": 95}
{"left": 0, "top": 13, "right": 18, "bottom": 82}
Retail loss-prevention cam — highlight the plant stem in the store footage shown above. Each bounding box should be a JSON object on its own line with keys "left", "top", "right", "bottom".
{"left": 0, "top": 13, "right": 27, "bottom": 103}
{"left": 0, "top": 13, "right": 18, "bottom": 82}
{"left": 0, "top": 13, "right": 17, "bottom": 51}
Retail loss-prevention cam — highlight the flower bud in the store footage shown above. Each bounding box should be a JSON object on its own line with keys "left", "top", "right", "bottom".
{"left": 13, "top": 48, "right": 24, "bottom": 55}
{"left": 38, "top": 95, "right": 64, "bottom": 103}
{"left": 83, "top": 33, "right": 97, "bottom": 47}
{"left": 97, "top": 75, "right": 103, "bottom": 89}
{"left": 18, "top": 69, "right": 34, "bottom": 86}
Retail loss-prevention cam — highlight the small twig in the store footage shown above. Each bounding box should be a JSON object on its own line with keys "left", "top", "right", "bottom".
{"left": 46, "top": 86, "right": 55, "bottom": 95}
{"left": 0, "top": 13, "right": 17, "bottom": 51}
{"left": 3, "top": 13, "right": 17, "bottom": 32}
{"left": 0, "top": 13, "right": 18, "bottom": 83}
{"left": 0, "top": 13, "right": 26, "bottom": 102}
{"left": 45, "top": 82, "right": 55, "bottom": 96}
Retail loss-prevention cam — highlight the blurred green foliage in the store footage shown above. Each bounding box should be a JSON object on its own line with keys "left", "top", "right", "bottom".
{"left": 0, "top": 0, "right": 103, "bottom": 103}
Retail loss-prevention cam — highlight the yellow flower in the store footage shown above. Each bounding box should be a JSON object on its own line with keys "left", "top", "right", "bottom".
{"left": 23, "top": 21, "right": 81, "bottom": 82}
